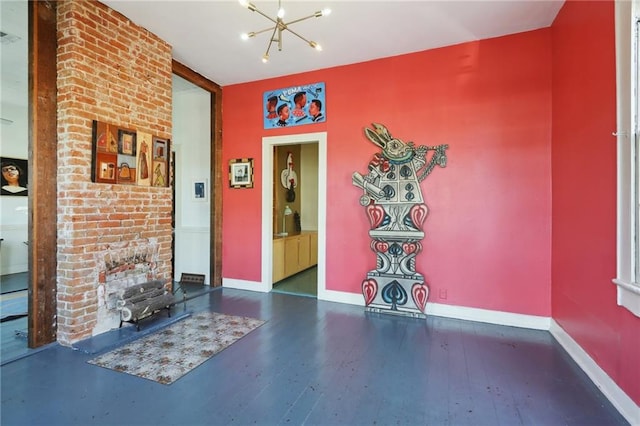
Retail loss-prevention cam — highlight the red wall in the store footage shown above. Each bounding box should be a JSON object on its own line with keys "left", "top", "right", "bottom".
{"left": 551, "top": 0, "right": 639, "bottom": 404}
{"left": 222, "top": 29, "right": 552, "bottom": 317}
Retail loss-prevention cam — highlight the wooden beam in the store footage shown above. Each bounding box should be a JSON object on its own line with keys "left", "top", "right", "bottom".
{"left": 28, "top": 0, "right": 58, "bottom": 347}
{"left": 171, "top": 61, "right": 223, "bottom": 287}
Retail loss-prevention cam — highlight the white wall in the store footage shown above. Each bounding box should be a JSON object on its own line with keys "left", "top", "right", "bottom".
{"left": 0, "top": 200, "right": 28, "bottom": 275}
{"left": 172, "top": 75, "right": 211, "bottom": 284}
{"left": 1, "top": 0, "right": 29, "bottom": 276}
{"left": 1, "top": 97, "right": 29, "bottom": 277}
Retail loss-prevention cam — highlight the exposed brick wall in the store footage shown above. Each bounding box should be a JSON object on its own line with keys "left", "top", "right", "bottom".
{"left": 56, "top": 0, "right": 173, "bottom": 345}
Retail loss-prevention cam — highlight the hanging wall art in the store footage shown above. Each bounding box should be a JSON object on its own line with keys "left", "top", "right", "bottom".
{"left": 1, "top": 157, "right": 28, "bottom": 196}
{"left": 229, "top": 158, "right": 254, "bottom": 189}
{"left": 263, "top": 82, "right": 325, "bottom": 129}
{"left": 91, "top": 120, "right": 170, "bottom": 188}
{"left": 352, "top": 123, "right": 449, "bottom": 318}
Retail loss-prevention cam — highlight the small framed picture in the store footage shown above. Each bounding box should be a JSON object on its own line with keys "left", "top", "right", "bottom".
{"left": 118, "top": 129, "right": 136, "bottom": 156}
{"left": 1, "top": 157, "right": 29, "bottom": 196}
{"left": 193, "top": 179, "right": 208, "bottom": 201}
{"left": 152, "top": 136, "right": 168, "bottom": 161}
{"left": 95, "top": 153, "right": 118, "bottom": 184}
{"left": 151, "top": 137, "right": 170, "bottom": 188}
{"left": 229, "top": 158, "right": 254, "bottom": 189}
{"left": 117, "top": 155, "right": 136, "bottom": 185}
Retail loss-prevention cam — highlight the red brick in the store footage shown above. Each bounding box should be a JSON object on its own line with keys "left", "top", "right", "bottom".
{"left": 57, "top": 0, "right": 173, "bottom": 344}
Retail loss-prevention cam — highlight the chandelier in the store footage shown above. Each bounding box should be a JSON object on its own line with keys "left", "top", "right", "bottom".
{"left": 239, "top": 0, "right": 331, "bottom": 63}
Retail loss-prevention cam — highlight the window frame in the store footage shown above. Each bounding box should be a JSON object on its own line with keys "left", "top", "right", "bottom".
{"left": 613, "top": 0, "right": 640, "bottom": 317}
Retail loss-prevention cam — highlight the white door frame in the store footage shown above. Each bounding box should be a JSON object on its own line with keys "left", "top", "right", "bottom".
{"left": 261, "top": 132, "right": 327, "bottom": 296}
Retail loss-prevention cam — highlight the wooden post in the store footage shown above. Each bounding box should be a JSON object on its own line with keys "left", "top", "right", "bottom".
{"left": 28, "top": 0, "right": 58, "bottom": 347}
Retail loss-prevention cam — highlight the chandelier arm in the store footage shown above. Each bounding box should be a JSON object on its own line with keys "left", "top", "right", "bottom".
{"left": 251, "top": 25, "right": 278, "bottom": 37}
{"left": 284, "top": 26, "right": 314, "bottom": 46}
{"left": 268, "top": 24, "right": 279, "bottom": 45}
{"left": 240, "top": 1, "right": 328, "bottom": 59}
{"left": 264, "top": 25, "right": 279, "bottom": 57}
{"left": 251, "top": 6, "right": 280, "bottom": 26}
{"left": 283, "top": 13, "right": 320, "bottom": 26}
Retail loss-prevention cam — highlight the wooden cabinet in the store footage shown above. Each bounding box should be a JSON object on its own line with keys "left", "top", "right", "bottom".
{"left": 284, "top": 233, "right": 311, "bottom": 277}
{"left": 272, "top": 237, "right": 285, "bottom": 282}
{"left": 284, "top": 237, "right": 301, "bottom": 277}
{"left": 309, "top": 232, "right": 318, "bottom": 265}
{"left": 273, "top": 231, "right": 317, "bottom": 283}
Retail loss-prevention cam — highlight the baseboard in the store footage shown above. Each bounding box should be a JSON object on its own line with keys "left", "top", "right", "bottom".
{"left": 317, "top": 287, "right": 364, "bottom": 306}
{"left": 229, "top": 280, "right": 549, "bottom": 330}
{"left": 318, "top": 288, "right": 549, "bottom": 330}
{"left": 222, "top": 278, "right": 270, "bottom": 292}
{"left": 426, "top": 302, "right": 551, "bottom": 330}
{"left": 550, "top": 320, "right": 639, "bottom": 426}
{"left": 0, "top": 266, "right": 28, "bottom": 276}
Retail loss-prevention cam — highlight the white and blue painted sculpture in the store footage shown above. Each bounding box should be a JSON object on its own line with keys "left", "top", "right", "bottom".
{"left": 352, "top": 123, "right": 448, "bottom": 318}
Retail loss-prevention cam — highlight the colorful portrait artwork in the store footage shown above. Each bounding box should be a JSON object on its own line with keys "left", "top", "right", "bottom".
{"left": 1, "top": 157, "right": 28, "bottom": 196}
{"left": 263, "top": 82, "right": 325, "bottom": 129}
{"left": 91, "top": 120, "right": 170, "bottom": 188}
{"left": 136, "top": 131, "right": 152, "bottom": 187}
{"left": 151, "top": 136, "right": 169, "bottom": 187}
{"left": 117, "top": 129, "right": 137, "bottom": 185}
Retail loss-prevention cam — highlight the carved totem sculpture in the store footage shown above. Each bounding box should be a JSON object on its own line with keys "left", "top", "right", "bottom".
{"left": 352, "top": 123, "right": 448, "bottom": 318}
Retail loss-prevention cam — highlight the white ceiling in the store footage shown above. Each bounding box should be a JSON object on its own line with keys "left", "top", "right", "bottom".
{"left": 1, "top": 0, "right": 28, "bottom": 113}
{"left": 99, "top": 0, "right": 564, "bottom": 86}
{"left": 0, "top": 0, "right": 564, "bottom": 113}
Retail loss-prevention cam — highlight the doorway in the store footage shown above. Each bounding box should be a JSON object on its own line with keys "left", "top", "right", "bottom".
{"left": 261, "top": 132, "right": 327, "bottom": 298}
{"left": 171, "top": 61, "right": 223, "bottom": 288}
{"left": 1, "top": 0, "right": 31, "bottom": 357}
{"left": 171, "top": 74, "right": 212, "bottom": 292}
{"left": 272, "top": 143, "right": 318, "bottom": 297}
{"left": 1, "top": 0, "right": 58, "bottom": 356}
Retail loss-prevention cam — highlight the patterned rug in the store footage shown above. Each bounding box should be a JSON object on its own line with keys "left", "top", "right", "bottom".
{"left": 88, "top": 312, "right": 265, "bottom": 385}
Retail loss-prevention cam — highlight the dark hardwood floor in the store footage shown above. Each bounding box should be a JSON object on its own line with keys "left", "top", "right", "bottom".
{"left": 273, "top": 266, "right": 317, "bottom": 297}
{"left": 0, "top": 281, "right": 215, "bottom": 364}
{"left": 0, "top": 288, "right": 629, "bottom": 425}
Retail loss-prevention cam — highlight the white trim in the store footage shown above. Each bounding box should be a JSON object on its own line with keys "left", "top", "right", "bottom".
{"left": 261, "top": 132, "right": 327, "bottom": 296}
{"left": 226, "top": 279, "right": 550, "bottom": 330}
{"left": 614, "top": 0, "right": 640, "bottom": 317}
{"left": 0, "top": 224, "right": 28, "bottom": 231}
{"left": 550, "top": 320, "right": 639, "bottom": 426}
{"left": 426, "top": 302, "right": 551, "bottom": 330}
{"left": 222, "top": 277, "right": 270, "bottom": 292}
{"left": 614, "top": 278, "right": 640, "bottom": 316}
{"left": 317, "top": 287, "right": 364, "bottom": 306}
{"left": 174, "top": 226, "right": 209, "bottom": 233}
{"left": 0, "top": 264, "right": 28, "bottom": 275}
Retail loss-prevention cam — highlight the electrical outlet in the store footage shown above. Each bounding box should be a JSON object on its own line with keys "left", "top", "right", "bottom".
{"left": 439, "top": 289, "right": 448, "bottom": 300}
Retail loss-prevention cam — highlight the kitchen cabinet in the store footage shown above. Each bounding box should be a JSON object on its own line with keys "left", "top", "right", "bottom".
{"left": 273, "top": 231, "right": 317, "bottom": 283}
{"left": 309, "top": 232, "right": 318, "bottom": 265}
{"left": 272, "top": 237, "right": 285, "bottom": 282}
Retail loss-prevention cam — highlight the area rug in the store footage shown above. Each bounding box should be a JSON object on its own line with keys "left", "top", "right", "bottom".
{"left": 88, "top": 312, "right": 265, "bottom": 384}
